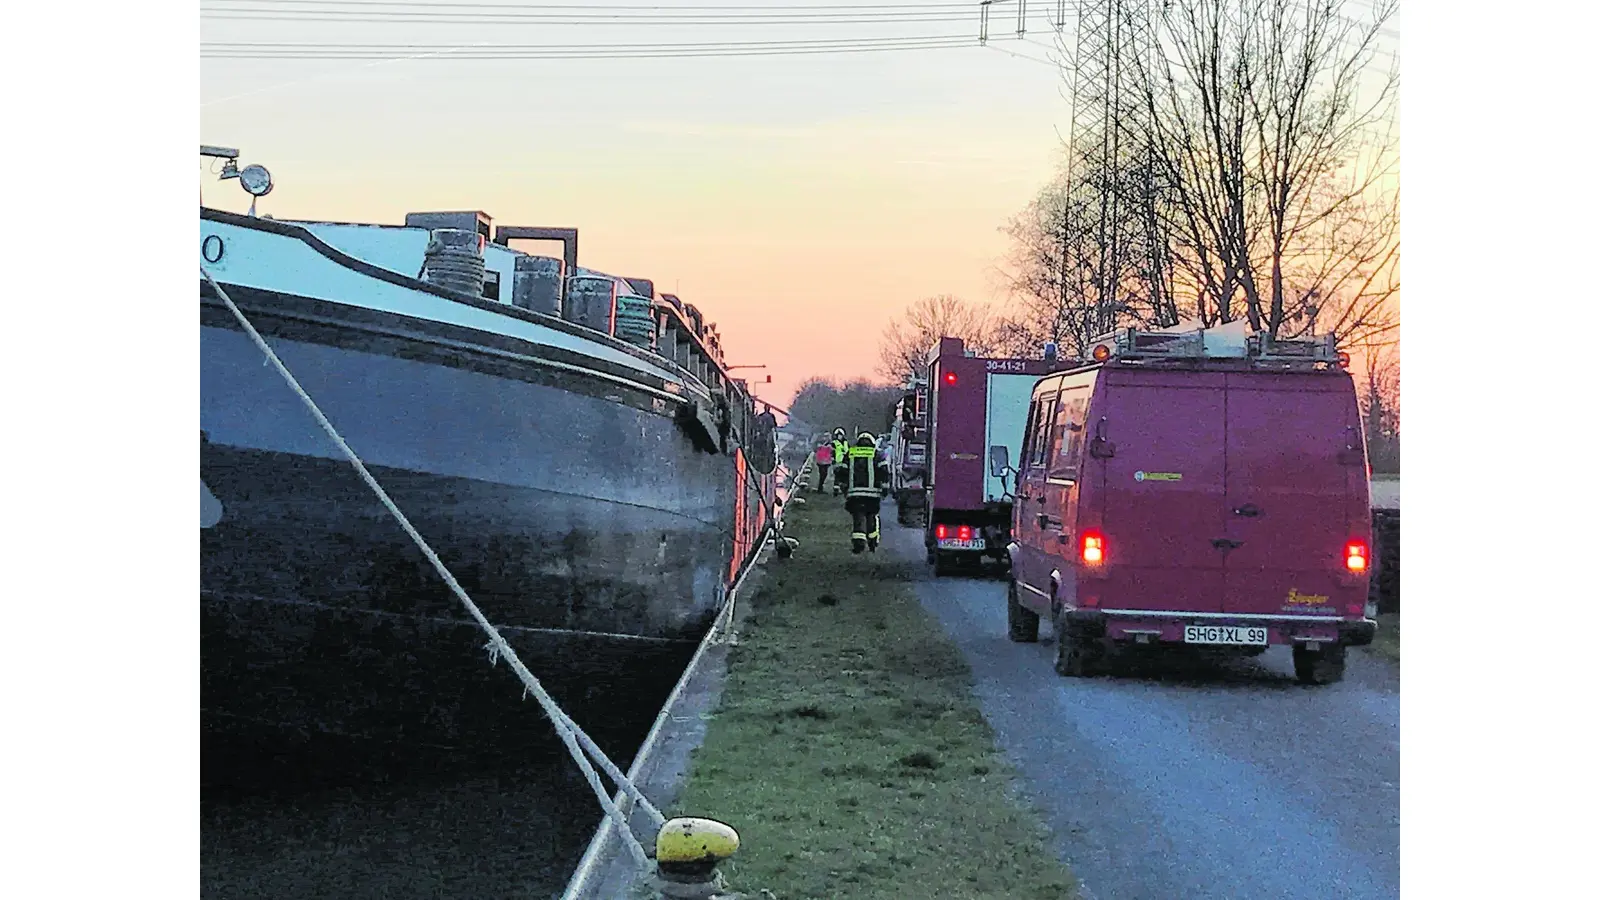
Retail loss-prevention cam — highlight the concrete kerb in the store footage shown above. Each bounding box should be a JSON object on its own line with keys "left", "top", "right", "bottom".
{"left": 560, "top": 533, "right": 774, "bottom": 900}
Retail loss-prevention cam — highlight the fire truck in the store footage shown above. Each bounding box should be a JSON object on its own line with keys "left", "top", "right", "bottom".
{"left": 920, "top": 337, "right": 1071, "bottom": 576}
{"left": 887, "top": 377, "right": 928, "bottom": 526}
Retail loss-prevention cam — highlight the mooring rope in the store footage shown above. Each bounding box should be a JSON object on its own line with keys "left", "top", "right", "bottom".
{"left": 201, "top": 265, "right": 665, "bottom": 867}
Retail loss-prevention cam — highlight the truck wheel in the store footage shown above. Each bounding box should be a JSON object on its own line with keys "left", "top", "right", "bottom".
{"left": 1007, "top": 581, "right": 1039, "bottom": 643}
{"left": 1293, "top": 644, "right": 1347, "bottom": 685}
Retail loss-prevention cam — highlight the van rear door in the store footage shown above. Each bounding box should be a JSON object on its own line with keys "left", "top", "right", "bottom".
{"left": 1012, "top": 386, "right": 1058, "bottom": 596}
{"left": 1098, "top": 371, "right": 1228, "bottom": 613}
{"left": 1220, "top": 372, "right": 1355, "bottom": 616}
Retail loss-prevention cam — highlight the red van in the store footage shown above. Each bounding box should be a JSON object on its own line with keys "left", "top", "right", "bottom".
{"left": 999, "top": 325, "right": 1376, "bottom": 685}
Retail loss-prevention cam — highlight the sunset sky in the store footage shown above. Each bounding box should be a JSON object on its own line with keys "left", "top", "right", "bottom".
{"left": 200, "top": 1, "right": 1399, "bottom": 409}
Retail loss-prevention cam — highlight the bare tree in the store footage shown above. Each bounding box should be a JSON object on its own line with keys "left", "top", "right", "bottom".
{"left": 1278, "top": 183, "right": 1400, "bottom": 345}
{"left": 1132, "top": 0, "right": 1259, "bottom": 327}
{"left": 995, "top": 172, "right": 1078, "bottom": 356}
{"left": 1129, "top": 0, "right": 1400, "bottom": 342}
{"left": 995, "top": 160, "right": 1159, "bottom": 359}
{"left": 791, "top": 377, "right": 903, "bottom": 438}
{"left": 877, "top": 294, "right": 997, "bottom": 383}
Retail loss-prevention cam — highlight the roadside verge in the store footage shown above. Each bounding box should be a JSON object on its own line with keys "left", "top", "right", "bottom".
{"left": 663, "top": 496, "right": 1078, "bottom": 899}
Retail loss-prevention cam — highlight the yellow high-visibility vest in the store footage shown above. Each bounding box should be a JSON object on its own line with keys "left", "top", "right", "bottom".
{"left": 846, "top": 445, "right": 881, "bottom": 497}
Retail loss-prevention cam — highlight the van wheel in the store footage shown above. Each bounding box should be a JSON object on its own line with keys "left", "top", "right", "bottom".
{"left": 1053, "top": 615, "right": 1097, "bottom": 677}
{"left": 1007, "top": 581, "right": 1039, "bottom": 643}
{"left": 1293, "top": 644, "right": 1347, "bottom": 685}
{"left": 933, "top": 552, "right": 952, "bottom": 577}
{"left": 1053, "top": 634, "right": 1088, "bottom": 677}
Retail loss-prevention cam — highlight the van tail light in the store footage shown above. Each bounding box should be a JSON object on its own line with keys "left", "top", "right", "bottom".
{"left": 1081, "top": 531, "right": 1106, "bottom": 565}
{"left": 935, "top": 524, "right": 948, "bottom": 540}
{"left": 1345, "top": 539, "right": 1369, "bottom": 574}
{"left": 958, "top": 525, "right": 973, "bottom": 541}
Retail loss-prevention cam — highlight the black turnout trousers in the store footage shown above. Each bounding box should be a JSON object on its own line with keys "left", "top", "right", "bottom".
{"left": 845, "top": 495, "right": 881, "bottom": 538}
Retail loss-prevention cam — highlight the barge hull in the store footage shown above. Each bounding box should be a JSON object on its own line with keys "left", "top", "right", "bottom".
{"left": 201, "top": 301, "right": 741, "bottom": 747}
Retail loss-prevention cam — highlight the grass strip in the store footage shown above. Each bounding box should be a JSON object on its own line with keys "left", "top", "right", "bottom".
{"left": 665, "top": 496, "right": 1078, "bottom": 900}
{"left": 1367, "top": 612, "right": 1400, "bottom": 664}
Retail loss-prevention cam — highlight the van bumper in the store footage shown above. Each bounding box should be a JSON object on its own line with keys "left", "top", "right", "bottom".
{"left": 1340, "top": 618, "right": 1377, "bottom": 647}
{"left": 1063, "top": 609, "right": 1379, "bottom": 648}
{"left": 1060, "top": 608, "right": 1110, "bottom": 639}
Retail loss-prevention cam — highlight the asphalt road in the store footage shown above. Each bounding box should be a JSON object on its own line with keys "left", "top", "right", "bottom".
{"left": 884, "top": 517, "right": 1400, "bottom": 900}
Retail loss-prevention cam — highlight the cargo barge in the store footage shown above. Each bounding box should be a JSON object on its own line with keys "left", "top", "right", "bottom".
{"left": 199, "top": 148, "right": 777, "bottom": 751}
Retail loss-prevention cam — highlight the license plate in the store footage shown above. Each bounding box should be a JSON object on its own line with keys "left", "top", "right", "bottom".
{"left": 937, "top": 538, "right": 985, "bottom": 550}
{"left": 1184, "top": 625, "right": 1268, "bottom": 646}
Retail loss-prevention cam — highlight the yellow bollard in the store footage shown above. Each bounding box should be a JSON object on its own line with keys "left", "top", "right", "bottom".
{"left": 651, "top": 817, "right": 741, "bottom": 900}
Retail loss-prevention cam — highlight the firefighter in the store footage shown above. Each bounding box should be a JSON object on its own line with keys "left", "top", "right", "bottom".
{"left": 830, "top": 428, "right": 849, "bottom": 496}
{"left": 844, "top": 431, "right": 890, "bottom": 554}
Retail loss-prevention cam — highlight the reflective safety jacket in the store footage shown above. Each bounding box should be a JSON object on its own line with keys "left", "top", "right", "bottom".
{"left": 832, "top": 439, "right": 849, "bottom": 465}
{"left": 846, "top": 444, "right": 890, "bottom": 498}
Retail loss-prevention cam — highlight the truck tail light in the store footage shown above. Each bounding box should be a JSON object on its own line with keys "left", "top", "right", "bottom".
{"left": 957, "top": 525, "right": 973, "bottom": 541}
{"left": 1081, "top": 531, "right": 1106, "bottom": 565}
{"left": 935, "top": 524, "right": 948, "bottom": 540}
{"left": 1345, "top": 539, "right": 1369, "bottom": 574}
{"left": 943, "top": 371, "right": 957, "bottom": 385}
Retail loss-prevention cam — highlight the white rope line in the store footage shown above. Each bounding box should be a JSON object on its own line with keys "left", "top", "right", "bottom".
{"left": 200, "top": 265, "right": 666, "bottom": 867}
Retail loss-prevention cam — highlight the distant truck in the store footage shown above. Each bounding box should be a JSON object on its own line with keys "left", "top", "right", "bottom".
{"left": 888, "top": 380, "right": 929, "bottom": 526}
{"left": 1002, "top": 323, "right": 1376, "bottom": 685}
{"left": 920, "top": 337, "right": 1070, "bottom": 576}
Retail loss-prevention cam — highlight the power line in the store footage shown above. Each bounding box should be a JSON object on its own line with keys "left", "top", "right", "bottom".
{"left": 986, "top": 42, "right": 1059, "bottom": 68}
{"left": 202, "top": 34, "right": 982, "bottom": 60}
{"left": 197, "top": 0, "right": 1396, "bottom": 70}
{"left": 202, "top": 0, "right": 1392, "bottom": 32}
{"left": 203, "top": 1, "right": 980, "bottom": 8}
{"left": 203, "top": 12, "right": 1020, "bottom": 25}
{"left": 206, "top": 35, "right": 973, "bottom": 50}
{"left": 197, "top": 0, "right": 1009, "bottom": 17}
{"left": 200, "top": 4, "right": 1064, "bottom": 26}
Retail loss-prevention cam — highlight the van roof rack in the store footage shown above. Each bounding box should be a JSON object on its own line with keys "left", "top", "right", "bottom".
{"left": 1086, "top": 326, "right": 1347, "bottom": 370}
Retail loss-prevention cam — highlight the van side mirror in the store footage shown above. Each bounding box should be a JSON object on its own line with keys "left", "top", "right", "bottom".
{"left": 989, "top": 445, "right": 1010, "bottom": 477}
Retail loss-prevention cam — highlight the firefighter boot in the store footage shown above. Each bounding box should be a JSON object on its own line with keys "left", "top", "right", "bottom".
{"left": 851, "top": 530, "right": 867, "bottom": 554}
